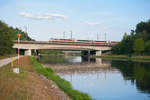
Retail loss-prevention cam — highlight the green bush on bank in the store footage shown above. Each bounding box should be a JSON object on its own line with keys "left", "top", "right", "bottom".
{"left": 30, "top": 57, "right": 92, "bottom": 100}
{"left": 0, "top": 20, "right": 33, "bottom": 56}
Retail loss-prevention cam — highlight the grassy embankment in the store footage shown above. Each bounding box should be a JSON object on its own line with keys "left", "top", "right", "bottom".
{"left": 30, "top": 57, "right": 92, "bottom": 100}
{"left": 98, "top": 55, "right": 150, "bottom": 62}
{"left": 0, "top": 57, "right": 35, "bottom": 100}
{"left": 1, "top": 56, "right": 73, "bottom": 100}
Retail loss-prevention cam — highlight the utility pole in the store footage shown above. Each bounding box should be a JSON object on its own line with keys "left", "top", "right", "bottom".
{"left": 63, "top": 31, "right": 65, "bottom": 39}
{"left": 70, "top": 30, "right": 72, "bottom": 40}
{"left": 97, "top": 33, "right": 99, "bottom": 41}
{"left": 104, "top": 33, "right": 107, "bottom": 45}
{"left": 24, "top": 25, "right": 27, "bottom": 33}
{"left": 104, "top": 33, "right": 106, "bottom": 41}
{"left": 17, "top": 34, "right": 21, "bottom": 65}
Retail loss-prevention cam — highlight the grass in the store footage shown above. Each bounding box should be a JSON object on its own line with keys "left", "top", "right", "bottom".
{"left": 99, "top": 55, "right": 150, "bottom": 62}
{"left": 30, "top": 57, "right": 92, "bottom": 100}
{"left": 0, "top": 56, "right": 45, "bottom": 100}
{"left": 0, "top": 63, "right": 30, "bottom": 100}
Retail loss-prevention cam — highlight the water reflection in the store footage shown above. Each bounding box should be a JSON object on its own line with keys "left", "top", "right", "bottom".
{"left": 41, "top": 56, "right": 113, "bottom": 75}
{"left": 39, "top": 55, "right": 102, "bottom": 64}
{"left": 39, "top": 55, "right": 150, "bottom": 100}
{"left": 111, "top": 61, "right": 150, "bottom": 94}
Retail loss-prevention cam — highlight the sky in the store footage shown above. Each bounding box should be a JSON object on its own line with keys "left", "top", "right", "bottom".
{"left": 0, "top": 0, "right": 150, "bottom": 41}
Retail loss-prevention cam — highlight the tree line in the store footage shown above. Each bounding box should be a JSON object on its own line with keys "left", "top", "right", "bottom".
{"left": 112, "top": 20, "right": 150, "bottom": 56}
{"left": 0, "top": 20, "right": 33, "bottom": 56}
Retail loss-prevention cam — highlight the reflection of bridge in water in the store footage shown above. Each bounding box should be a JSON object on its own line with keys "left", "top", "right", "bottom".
{"left": 44, "top": 58, "right": 117, "bottom": 75}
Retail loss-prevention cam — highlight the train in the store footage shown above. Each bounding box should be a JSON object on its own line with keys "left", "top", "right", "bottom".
{"left": 49, "top": 39, "right": 118, "bottom": 45}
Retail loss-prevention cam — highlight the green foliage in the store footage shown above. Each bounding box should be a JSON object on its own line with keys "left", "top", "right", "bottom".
{"left": 112, "top": 33, "right": 134, "bottom": 55}
{"left": 133, "top": 38, "right": 145, "bottom": 54}
{"left": 123, "top": 32, "right": 128, "bottom": 39}
{"left": 112, "top": 19, "right": 150, "bottom": 55}
{"left": 0, "top": 20, "right": 32, "bottom": 56}
{"left": 112, "top": 42, "right": 122, "bottom": 54}
{"left": 135, "top": 20, "right": 150, "bottom": 40}
{"left": 145, "top": 41, "right": 150, "bottom": 54}
{"left": 121, "top": 35, "right": 134, "bottom": 54}
{"left": 11, "top": 27, "right": 33, "bottom": 41}
{"left": 0, "top": 21, "right": 13, "bottom": 55}
{"left": 135, "top": 30, "right": 148, "bottom": 41}
{"left": 30, "top": 57, "right": 92, "bottom": 100}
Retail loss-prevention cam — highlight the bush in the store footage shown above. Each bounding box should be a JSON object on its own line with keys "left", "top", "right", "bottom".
{"left": 145, "top": 41, "right": 150, "bottom": 54}
{"left": 133, "top": 38, "right": 145, "bottom": 54}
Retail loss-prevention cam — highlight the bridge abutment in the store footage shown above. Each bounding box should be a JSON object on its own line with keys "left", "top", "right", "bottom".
{"left": 82, "top": 50, "right": 102, "bottom": 56}
{"left": 25, "top": 49, "right": 32, "bottom": 56}
{"left": 96, "top": 50, "right": 102, "bottom": 56}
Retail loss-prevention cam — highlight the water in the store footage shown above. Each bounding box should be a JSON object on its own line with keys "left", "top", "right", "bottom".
{"left": 40, "top": 55, "right": 150, "bottom": 100}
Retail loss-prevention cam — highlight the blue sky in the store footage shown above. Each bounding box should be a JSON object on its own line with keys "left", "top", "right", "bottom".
{"left": 0, "top": 0, "right": 150, "bottom": 41}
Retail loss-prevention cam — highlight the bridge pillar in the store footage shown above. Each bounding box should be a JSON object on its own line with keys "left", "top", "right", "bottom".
{"left": 96, "top": 58, "right": 102, "bottom": 64}
{"left": 88, "top": 50, "right": 90, "bottom": 56}
{"left": 96, "top": 50, "right": 102, "bottom": 56}
{"left": 25, "top": 49, "right": 32, "bottom": 56}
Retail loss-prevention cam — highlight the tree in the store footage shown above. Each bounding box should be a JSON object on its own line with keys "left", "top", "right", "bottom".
{"left": 121, "top": 35, "right": 134, "bottom": 54}
{"left": 123, "top": 32, "right": 128, "bottom": 40}
{"left": 0, "top": 21, "right": 13, "bottom": 55}
{"left": 0, "top": 20, "right": 33, "bottom": 56}
{"left": 112, "top": 32, "right": 134, "bottom": 55}
{"left": 135, "top": 20, "right": 150, "bottom": 40}
{"left": 130, "top": 30, "right": 135, "bottom": 36}
{"left": 145, "top": 41, "right": 150, "bottom": 54}
{"left": 112, "top": 42, "right": 122, "bottom": 54}
{"left": 111, "top": 19, "right": 150, "bottom": 55}
{"left": 133, "top": 38, "right": 145, "bottom": 54}
{"left": 136, "top": 30, "right": 148, "bottom": 42}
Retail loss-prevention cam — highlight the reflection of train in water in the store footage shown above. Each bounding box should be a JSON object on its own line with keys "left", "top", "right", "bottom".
{"left": 49, "top": 39, "right": 118, "bottom": 45}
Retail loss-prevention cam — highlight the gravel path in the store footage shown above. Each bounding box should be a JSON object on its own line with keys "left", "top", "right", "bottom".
{"left": 0, "top": 56, "right": 19, "bottom": 67}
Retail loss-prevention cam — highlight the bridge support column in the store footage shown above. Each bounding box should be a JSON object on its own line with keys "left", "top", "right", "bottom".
{"left": 96, "top": 58, "right": 102, "bottom": 64}
{"left": 25, "top": 49, "right": 32, "bottom": 56}
{"left": 88, "top": 50, "right": 90, "bottom": 56}
{"left": 96, "top": 50, "right": 102, "bottom": 56}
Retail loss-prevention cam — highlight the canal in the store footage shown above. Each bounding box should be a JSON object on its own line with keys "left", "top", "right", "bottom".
{"left": 39, "top": 55, "right": 150, "bottom": 100}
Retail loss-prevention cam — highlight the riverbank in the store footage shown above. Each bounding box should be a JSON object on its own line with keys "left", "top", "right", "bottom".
{"left": 0, "top": 56, "right": 71, "bottom": 100}
{"left": 95, "top": 55, "right": 150, "bottom": 62}
{"left": 30, "top": 57, "right": 92, "bottom": 100}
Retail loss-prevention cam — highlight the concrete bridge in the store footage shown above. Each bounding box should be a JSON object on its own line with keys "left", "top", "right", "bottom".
{"left": 13, "top": 40, "right": 118, "bottom": 56}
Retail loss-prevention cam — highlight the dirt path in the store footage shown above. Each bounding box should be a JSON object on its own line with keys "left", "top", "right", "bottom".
{"left": 0, "top": 56, "right": 19, "bottom": 67}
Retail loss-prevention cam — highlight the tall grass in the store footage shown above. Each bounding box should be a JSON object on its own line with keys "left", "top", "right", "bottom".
{"left": 30, "top": 57, "right": 92, "bottom": 100}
